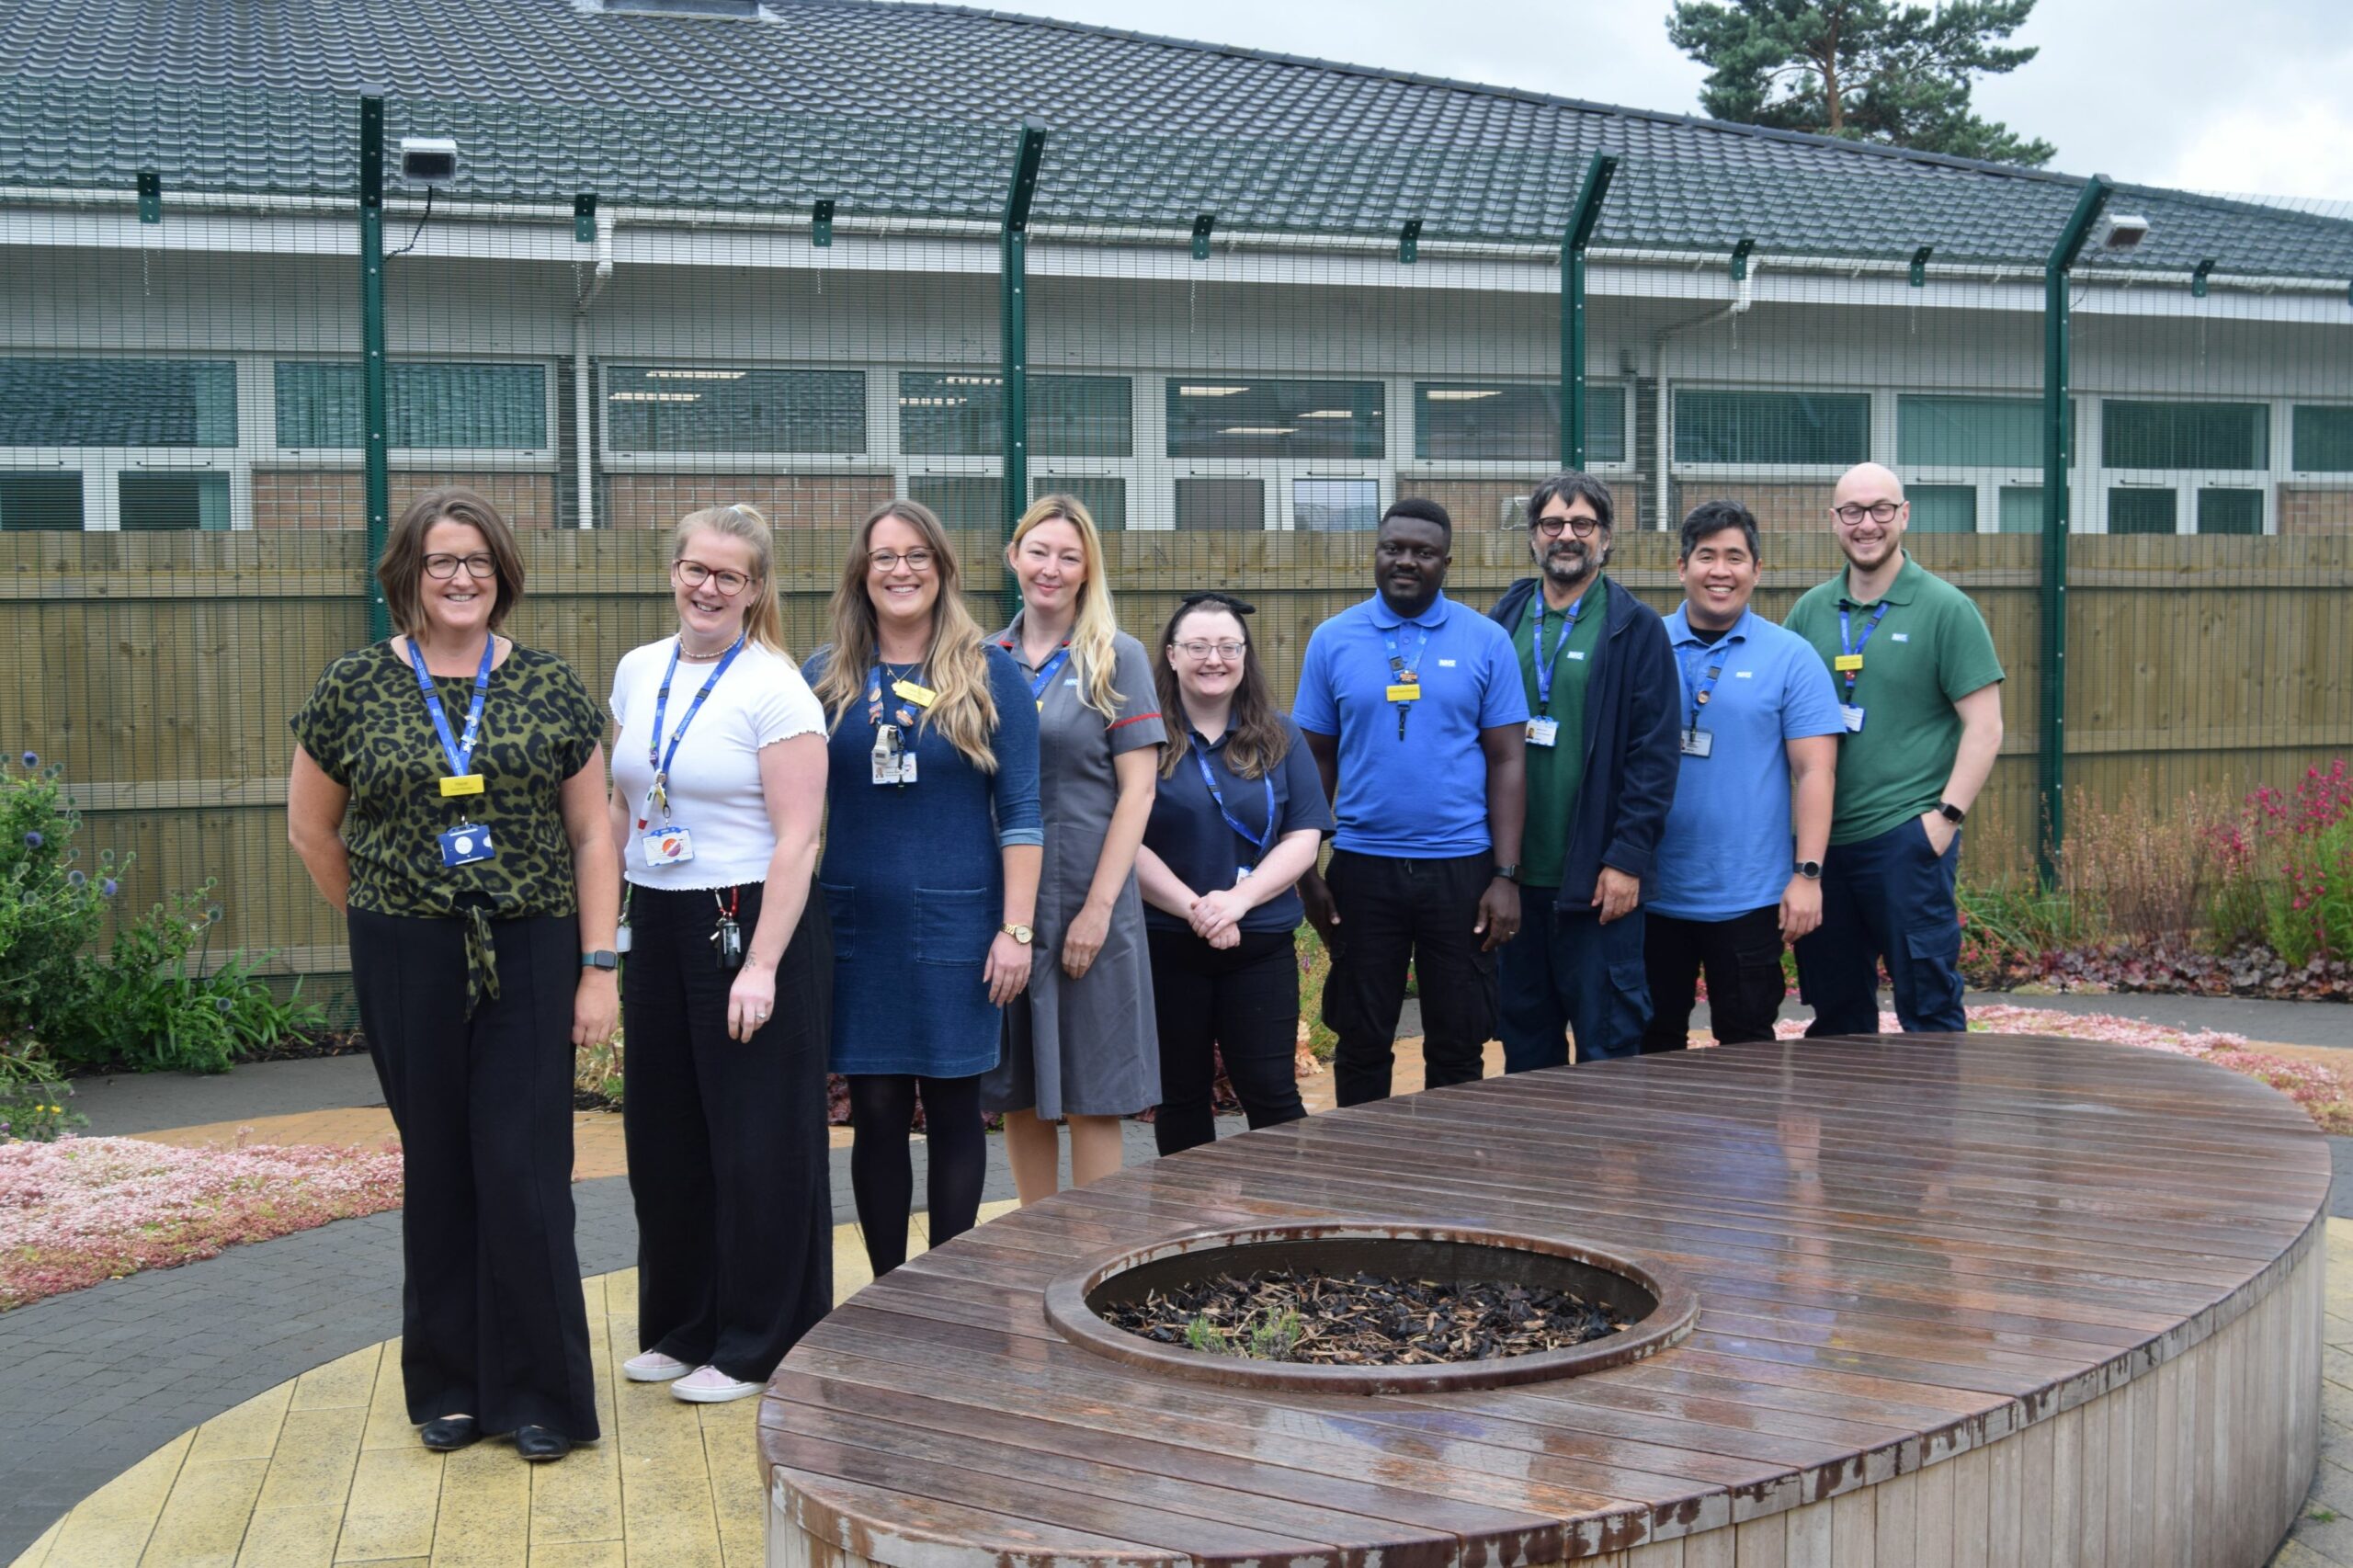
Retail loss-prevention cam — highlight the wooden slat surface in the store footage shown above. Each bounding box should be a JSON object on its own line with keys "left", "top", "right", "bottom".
{"left": 761, "top": 1034, "right": 2329, "bottom": 1563}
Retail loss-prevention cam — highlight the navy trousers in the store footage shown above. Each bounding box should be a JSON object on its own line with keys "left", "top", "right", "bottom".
{"left": 1496, "top": 889, "right": 1650, "bottom": 1070}
{"left": 1795, "top": 815, "right": 1967, "bottom": 1035}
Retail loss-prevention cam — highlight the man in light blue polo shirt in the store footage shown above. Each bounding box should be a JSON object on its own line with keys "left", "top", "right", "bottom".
{"left": 1642, "top": 500, "right": 1841, "bottom": 1051}
{"left": 1293, "top": 497, "right": 1529, "bottom": 1106}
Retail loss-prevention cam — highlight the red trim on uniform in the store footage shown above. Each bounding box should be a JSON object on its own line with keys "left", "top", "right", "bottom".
{"left": 1108, "top": 711, "right": 1164, "bottom": 731}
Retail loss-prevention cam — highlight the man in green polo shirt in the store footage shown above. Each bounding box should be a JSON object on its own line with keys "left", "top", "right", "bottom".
{"left": 1784, "top": 462, "right": 2005, "bottom": 1035}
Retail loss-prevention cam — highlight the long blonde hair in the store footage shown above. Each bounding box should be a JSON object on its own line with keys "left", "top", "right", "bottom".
{"left": 812, "top": 500, "right": 1001, "bottom": 772}
{"left": 673, "top": 505, "right": 788, "bottom": 657}
{"left": 1008, "top": 494, "right": 1122, "bottom": 720}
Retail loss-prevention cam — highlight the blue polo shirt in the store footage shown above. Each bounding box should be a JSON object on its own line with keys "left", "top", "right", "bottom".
{"left": 1142, "top": 716, "right": 1336, "bottom": 936}
{"left": 1292, "top": 592, "right": 1528, "bottom": 858}
{"left": 1651, "top": 606, "right": 1845, "bottom": 922}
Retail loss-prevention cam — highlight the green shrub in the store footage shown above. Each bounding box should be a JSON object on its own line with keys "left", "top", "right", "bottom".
{"left": 0, "top": 1032, "right": 85, "bottom": 1142}
{"left": 1295, "top": 926, "right": 1336, "bottom": 1062}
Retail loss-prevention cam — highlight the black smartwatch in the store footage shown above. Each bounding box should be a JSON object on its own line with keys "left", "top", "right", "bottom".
{"left": 1937, "top": 801, "right": 1968, "bottom": 825}
{"left": 1494, "top": 862, "right": 1521, "bottom": 883}
{"left": 1793, "top": 859, "right": 1823, "bottom": 881}
{"left": 581, "top": 950, "right": 619, "bottom": 971}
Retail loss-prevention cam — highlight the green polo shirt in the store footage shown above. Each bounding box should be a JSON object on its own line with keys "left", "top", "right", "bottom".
{"left": 1512, "top": 576, "right": 1608, "bottom": 888}
{"left": 1783, "top": 554, "right": 2005, "bottom": 846}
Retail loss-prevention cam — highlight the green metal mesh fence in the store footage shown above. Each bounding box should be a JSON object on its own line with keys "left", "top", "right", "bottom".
{"left": 4, "top": 80, "right": 2350, "bottom": 1025}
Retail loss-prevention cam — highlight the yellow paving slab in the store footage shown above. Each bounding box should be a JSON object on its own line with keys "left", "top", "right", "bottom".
{"left": 128, "top": 1108, "right": 852, "bottom": 1176}
{"left": 141, "top": 1457, "right": 270, "bottom": 1568}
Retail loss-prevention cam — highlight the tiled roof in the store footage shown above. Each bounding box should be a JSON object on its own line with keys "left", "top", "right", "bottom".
{"left": 3, "top": 0, "right": 2349, "bottom": 278}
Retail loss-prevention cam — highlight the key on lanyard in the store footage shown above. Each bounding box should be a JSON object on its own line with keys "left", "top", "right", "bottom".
{"left": 644, "top": 634, "right": 745, "bottom": 819}
{"left": 1028, "top": 644, "right": 1071, "bottom": 712}
{"left": 412, "top": 637, "right": 494, "bottom": 799}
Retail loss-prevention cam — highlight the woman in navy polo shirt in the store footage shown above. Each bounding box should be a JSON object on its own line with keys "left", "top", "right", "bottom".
{"left": 1134, "top": 593, "right": 1333, "bottom": 1154}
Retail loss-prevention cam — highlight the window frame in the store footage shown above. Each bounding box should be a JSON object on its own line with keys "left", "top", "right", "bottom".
{"left": 597, "top": 363, "right": 875, "bottom": 467}
{"left": 1893, "top": 391, "right": 2077, "bottom": 536}
{"left": 2091, "top": 396, "right": 2276, "bottom": 536}
{"left": 267, "top": 357, "right": 560, "bottom": 470}
{"left": 1667, "top": 383, "right": 1874, "bottom": 479}
{"left": 0, "top": 352, "right": 251, "bottom": 530}
{"left": 1401, "top": 379, "right": 1635, "bottom": 474}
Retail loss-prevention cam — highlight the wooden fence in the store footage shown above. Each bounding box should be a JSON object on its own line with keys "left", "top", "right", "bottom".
{"left": 6, "top": 529, "right": 2347, "bottom": 1018}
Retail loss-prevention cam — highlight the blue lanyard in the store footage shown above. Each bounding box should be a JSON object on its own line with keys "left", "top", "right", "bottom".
{"left": 1191, "top": 737, "right": 1277, "bottom": 867}
{"left": 1529, "top": 591, "right": 1587, "bottom": 713}
{"left": 867, "top": 663, "right": 921, "bottom": 729}
{"left": 1676, "top": 637, "right": 1733, "bottom": 729}
{"left": 647, "top": 634, "right": 746, "bottom": 789}
{"left": 1837, "top": 599, "right": 1893, "bottom": 701}
{"left": 411, "top": 637, "right": 494, "bottom": 780}
{"left": 1028, "top": 644, "right": 1072, "bottom": 707}
{"left": 1381, "top": 625, "right": 1430, "bottom": 695}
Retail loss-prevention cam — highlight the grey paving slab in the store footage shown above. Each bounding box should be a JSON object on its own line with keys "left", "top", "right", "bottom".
{"left": 65, "top": 1051, "right": 386, "bottom": 1137}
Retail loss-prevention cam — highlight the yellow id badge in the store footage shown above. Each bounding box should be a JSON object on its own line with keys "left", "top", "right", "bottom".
{"left": 1833, "top": 653, "right": 1865, "bottom": 673}
{"left": 892, "top": 678, "right": 937, "bottom": 708}
{"left": 439, "top": 774, "right": 485, "bottom": 798}
{"left": 1384, "top": 684, "right": 1422, "bottom": 703}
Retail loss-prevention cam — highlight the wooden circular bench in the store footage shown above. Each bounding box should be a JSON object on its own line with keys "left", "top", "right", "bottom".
{"left": 763, "top": 1033, "right": 2329, "bottom": 1567}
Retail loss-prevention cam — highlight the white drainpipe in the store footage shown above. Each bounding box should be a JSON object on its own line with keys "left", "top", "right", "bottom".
{"left": 574, "top": 211, "right": 615, "bottom": 530}
{"left": 1651, "top": 258, "right": 1761, "bottom": 528}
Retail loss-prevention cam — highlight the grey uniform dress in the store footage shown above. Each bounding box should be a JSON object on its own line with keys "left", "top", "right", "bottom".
{"left": 980, "top": 619, "right": 1166, "bottom": 1119}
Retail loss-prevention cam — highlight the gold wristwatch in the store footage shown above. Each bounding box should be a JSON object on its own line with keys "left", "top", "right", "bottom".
{"left": 1001, "top": 923, "right": 1034, "bottom": 945}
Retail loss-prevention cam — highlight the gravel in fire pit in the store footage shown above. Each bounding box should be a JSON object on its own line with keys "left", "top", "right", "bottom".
{"left": 1098, "top": 1267, "right": 1629, "bottom": 1364}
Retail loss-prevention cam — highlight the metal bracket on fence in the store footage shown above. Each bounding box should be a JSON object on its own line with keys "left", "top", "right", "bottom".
{"left": 2190, "top": 257, "right": 2216, "bottom": 299}
{"left": 1398, "top": 220, "right": 1421, "bottom": 264}
{"left": 137, "top": 171, "right": 161, "bottom": 225}
{"left": 1729, "top": 237, "right": 1756, "bottom": 281}
{"left": 1191, "top": 212, "right": 1216, "bottom": 260}
{"left": 811, "top": 199, "right": 834, "bottom": 248}
{"left": 573, "top": 194, "right": 597, "bottom": 244}
{"left": 1910, "top": 245, "right": 1932, "bottom": 287}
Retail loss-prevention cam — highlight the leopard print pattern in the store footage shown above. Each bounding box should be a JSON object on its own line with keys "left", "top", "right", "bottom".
{"left": 290, "top": 642, "right": 603, "bottom": 921}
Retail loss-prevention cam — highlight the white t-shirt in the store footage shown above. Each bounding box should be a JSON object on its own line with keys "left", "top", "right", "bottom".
{"left": 609, "top": 637, "right": 826, "bottom": 890}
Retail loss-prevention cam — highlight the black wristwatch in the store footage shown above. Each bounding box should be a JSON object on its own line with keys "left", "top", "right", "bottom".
{"left": 1494, "top": 862, "right": 1521, "bottom": 883}
{"left": 580, "top": 950, "right": 619, "bottom": 971}
{"left": 1793, "top": 859, "right": 1823, "bottom": 881}
{"left": 1937, "top": 801, "right": 1968, "bottom": 825}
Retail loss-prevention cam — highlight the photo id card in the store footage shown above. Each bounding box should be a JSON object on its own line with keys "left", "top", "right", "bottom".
{"left": 1526, "top": 716, "right": 1561, "bottom": 748}
{"left": 870, "top": 725, "right": 918, "bottom": 787}
{"left": 1840, "top": 704, "right": 1867, "bottom": 733}
{"left": 641, "top": 824, "right": 696, "bottom": 868}
{"left": 1680, "top": 727, "right": 1714, "bottom": 757}
{"left": 438, "top": 822, "right": 495, "bottom": 868}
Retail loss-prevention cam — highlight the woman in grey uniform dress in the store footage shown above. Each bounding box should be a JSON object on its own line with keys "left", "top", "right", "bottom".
{"left": 980, "top": 494, "right": 1165, "bottom": 1203}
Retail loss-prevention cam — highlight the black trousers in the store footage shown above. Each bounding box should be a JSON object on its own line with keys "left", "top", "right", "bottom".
{"left": 621, "top": 881, "right": 833, "bottom": 1384}
{"left": 1321, "top": 849, "right": 1497, "bottom": 1107}
{"left": 1148, "top": 926, "right": 1306, "bottom": 1156}
{"left": 1640, "top": 905, "right": 1787, "bottom": 1053}
{"left": 347, "top": 906, "right": 599, "bottom": 1439}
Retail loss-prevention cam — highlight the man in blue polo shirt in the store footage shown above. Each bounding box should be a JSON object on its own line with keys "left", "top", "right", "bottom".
{"left": 1642, "top": 500, "right": 1842, "bottom": 1052}
{"left": 1294, "top": 497, "right": 1529, "bottom": 1107}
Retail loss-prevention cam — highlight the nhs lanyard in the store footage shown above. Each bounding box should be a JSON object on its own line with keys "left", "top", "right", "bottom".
{"left": 1836, "top": 600, "right": 1892, "bottom": 703}
{"left": 647, "top": 635, "right": 745, "bottom": 796}
{"left": 1192, "top": 738, "right": 1276, "bottom": 868}
{"left": 1028, "top": 644, "right": 1072, "bottom": 709}
{"left": 1381, "top": 624, "right": 1430, "bottom": 738}
{"left": 1529, "top": 593, "right": 1586, "bottom": 714}
{"left": 411, "top": 637, "right": 494, "bottom": 788}
{"left": 1677, "top": 639, "right": 1733, "bottom": 731}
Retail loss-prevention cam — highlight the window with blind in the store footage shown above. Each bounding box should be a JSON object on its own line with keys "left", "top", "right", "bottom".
{"left": 274, "top": 362, "right": 547, "bottom": 449}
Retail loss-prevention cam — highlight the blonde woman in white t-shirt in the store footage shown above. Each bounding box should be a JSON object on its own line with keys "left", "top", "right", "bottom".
{"left": 605, "top": 505, "right": 832, "bottom": 1404}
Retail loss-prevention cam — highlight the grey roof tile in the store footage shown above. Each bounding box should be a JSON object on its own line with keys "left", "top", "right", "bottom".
{"left": 1, "top": 0, "right": 2347, "bottom": 278}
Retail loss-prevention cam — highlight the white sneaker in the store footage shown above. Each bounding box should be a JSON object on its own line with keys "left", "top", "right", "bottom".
{"left": 623, "top": 1350, "right": 690, "bottom": 1383}
{"left": 670, "top": 1365, "right": 763, "bottom": 1403}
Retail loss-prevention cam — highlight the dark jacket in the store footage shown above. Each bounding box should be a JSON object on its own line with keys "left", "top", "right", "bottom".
{"left": 1488, "top": 575, "right": 1681, "bottom": 909}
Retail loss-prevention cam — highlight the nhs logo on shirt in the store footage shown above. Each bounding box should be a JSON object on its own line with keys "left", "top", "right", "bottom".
{"left": 1892, "top": 632, "right": 1910, "bottom": 642}
{"left": 1437, "top": 658, "right": 1458, "bottom": 667}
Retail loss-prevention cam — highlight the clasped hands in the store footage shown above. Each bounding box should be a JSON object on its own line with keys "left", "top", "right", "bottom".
{"left": 1184, "top": 886, "right": 1252, "bottom": 949}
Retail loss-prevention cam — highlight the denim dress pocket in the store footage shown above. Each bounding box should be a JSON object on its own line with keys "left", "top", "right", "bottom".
{"left": 914, "top": 887, "right": 995, "bottom": 967}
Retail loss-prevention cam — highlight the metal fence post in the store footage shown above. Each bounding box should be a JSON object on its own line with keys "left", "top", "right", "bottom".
{"left": 1560, "top": 152, "right": 1617, "bottom": 471}
{"left": 998, "top": 121, "right": 1047, "bottom": 622}
{"left": 2039, "top": 174, "right": 2114, "bottom": 886}
{"left": 358, "top": 95, "right": 391, "bottom": 640}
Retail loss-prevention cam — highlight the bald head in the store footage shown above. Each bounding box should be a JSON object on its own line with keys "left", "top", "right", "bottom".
{"left": 1834, "top": 463, "right": 1905, "bottom": 509}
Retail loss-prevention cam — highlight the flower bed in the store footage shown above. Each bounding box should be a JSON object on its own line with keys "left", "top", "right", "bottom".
{"left": 0, "top": 1135, "right": 404, "bottom": 1310}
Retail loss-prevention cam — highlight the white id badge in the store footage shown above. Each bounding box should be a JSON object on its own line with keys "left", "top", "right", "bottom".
{"left": 1680, "top": 728, "right": 1714, "bottom": 757}
{"left": 614, "top": 922, "right": 632, "bottom": 955}
{"left": 438, "top": 822, "right": 495, "bottom": 868}
{"left": 641, "top": 824, "right": 695, "bottom": 867}
{"left": 1526, "top": 716, "right": 1561, "bottom": 747}
{"left": 1840, "top": 704, "right": 1867, "bottom": 733}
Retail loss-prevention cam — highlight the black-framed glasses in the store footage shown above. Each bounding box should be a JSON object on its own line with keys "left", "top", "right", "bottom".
{"left": 869, "top": 549, "right": 937, "bottom": 574}
{"left": 673, "top": 559, "right": 754, "bottom": 597}
{"left": 1532, "top": 514, "right": 1602, "bottom": 540}
{"left": 1833, "top": 502, "right": 1903, "bottom": 526}
{"left": 423, "top": 552, "right": 497, "bottom": 581}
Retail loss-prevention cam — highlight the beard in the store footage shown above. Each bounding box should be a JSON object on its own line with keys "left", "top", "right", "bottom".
{"left": 1541, "top": 540, "right": 1599, "bottom": 584}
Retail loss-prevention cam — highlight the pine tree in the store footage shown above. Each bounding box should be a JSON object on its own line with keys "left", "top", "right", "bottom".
{"left": 1665, "top": 0, "right": 2058, "bottom": 167}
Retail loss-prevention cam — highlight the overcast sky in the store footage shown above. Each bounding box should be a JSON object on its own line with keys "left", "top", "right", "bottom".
{"left": 958, "top": 0, "right": 2352, "bottom": 205}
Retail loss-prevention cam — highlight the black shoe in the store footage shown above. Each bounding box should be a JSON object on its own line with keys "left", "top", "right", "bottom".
{"left": 420, "top": 1415, "right": 481, "bottom": 1452}
{"left": 514, "top": 1425, "right": 571, "bottom": 1463}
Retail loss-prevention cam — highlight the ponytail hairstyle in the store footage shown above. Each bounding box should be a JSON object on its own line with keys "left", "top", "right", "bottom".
{"left": 672, "top": 504, "right": 788, "bottom": 657}
{"left": 1008, "top": 493, "right": 1123, "bottom": 720}
{"left": 812, "top": 499, "right": 1002, "bottom": 772}
{"left": 1154, "top": 592, "right": 1291, "bottom": 782}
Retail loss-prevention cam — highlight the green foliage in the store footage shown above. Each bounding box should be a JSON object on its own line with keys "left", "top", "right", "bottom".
{"left": 2267, "top": 818, "right": 2353, "bottom": 970}
{"left": 1957, "top": 878, "right": 2097, "bottom": 971}
{"left": 1295, "top": 926, "right": 1336, "bottom": 1062}
{"left": 1665, "top": 0, "right": 2056, "bottom": 165}
{"left": 1246, "top": 1308, "right": 1303, "bottom": 1360}
{"left": 1183, "top": 1316, "right": 1226, "bottom": 1355}
{"left": 0, "top": 1033, "right": 85, "bottom": 1142}
{"left": 0, "top": 755, "right": 321, "bottom": 1075}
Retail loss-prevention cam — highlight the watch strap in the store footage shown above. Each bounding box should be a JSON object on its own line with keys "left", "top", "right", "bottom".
{"left": 581, "top": 950, "right": 619, "bottom": 971}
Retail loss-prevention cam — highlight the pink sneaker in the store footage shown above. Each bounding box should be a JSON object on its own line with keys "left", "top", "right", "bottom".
{"left": 670, "top": 1365, "right": 763, "bottom": 1403}
{"left": 622, "top": 1350, "right": 689, "bottom": 1383}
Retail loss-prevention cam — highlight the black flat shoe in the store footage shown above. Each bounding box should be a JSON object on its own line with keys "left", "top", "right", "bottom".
{"left": 420, "top": 1415, "right": 481, "bottom": 1452}
{"left": 514, "top": 1425, "right": 571, "bottom": 1463}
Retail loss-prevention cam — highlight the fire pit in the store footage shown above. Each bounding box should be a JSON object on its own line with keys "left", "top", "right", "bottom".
{"left": 1045, "top": 1223, "right": 1695, "bottom": 1392}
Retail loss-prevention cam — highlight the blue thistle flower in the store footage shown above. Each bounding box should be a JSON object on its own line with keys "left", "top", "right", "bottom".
{"left": 66, "top": 869, "right": 85, "bottom": 889}
{"left": 21, "top": 831, "right": 41, "bottom": 849}
{"left": 18, "top": 751, "right": 35, "bottom": 768}
{"left": 214, "top": 996, "right": 233, "bottom": 1014}
{"left": 100, "top": 878, "right": 119, "bottom": 898}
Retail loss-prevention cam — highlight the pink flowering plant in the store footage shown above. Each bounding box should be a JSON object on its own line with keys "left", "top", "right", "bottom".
{"left": 2209, "top": 759, "right": 2353, "bottom": 969}
{"left": 0, "top": 1134, "right": 404, "bottom": 1310}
